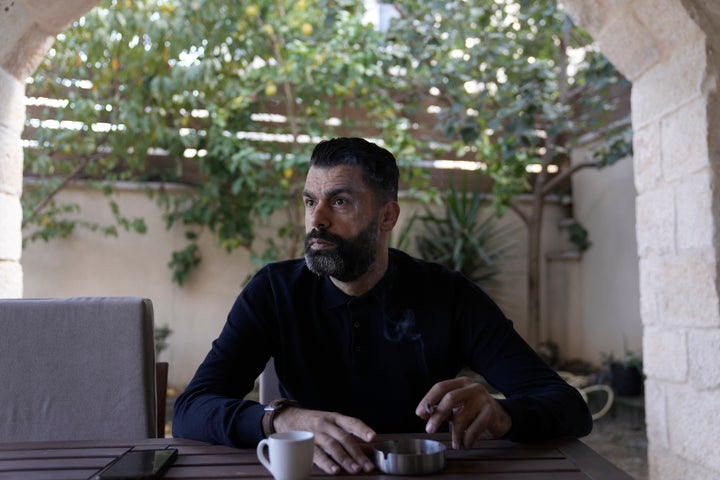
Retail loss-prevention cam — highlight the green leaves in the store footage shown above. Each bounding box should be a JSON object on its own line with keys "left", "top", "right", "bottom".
{"left": 593, "top": 129, "right": 633, "bottom": 168}
{"left": 414, "top": 178, "right": 518, "bottom": 291}
{"left": 24, "top": 0, "right": 419, "bottom": 283}
{"left": 168, "top": 240, "right": 201, "bottom": 286}
{"left": 388, "top": 0, "right": 629, "bottom": 210}
{"left": 23, "top": 0, "right": 627, "bottom": 287}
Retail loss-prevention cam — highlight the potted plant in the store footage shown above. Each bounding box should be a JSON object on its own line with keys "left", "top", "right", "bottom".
{"left": 409, "top": 178, "right": 519, "bottom": 299}
{"left": 601, "top": 350, "right": 643, "bottom": 396}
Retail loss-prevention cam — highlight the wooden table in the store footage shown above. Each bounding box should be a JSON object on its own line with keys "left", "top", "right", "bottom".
{"left": 0, "top": 434, "right": 634, "bottom": 480}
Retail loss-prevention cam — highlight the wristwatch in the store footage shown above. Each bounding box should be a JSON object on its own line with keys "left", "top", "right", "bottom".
{"left": 262, "top": 398, "right": 298, "bottom": 437}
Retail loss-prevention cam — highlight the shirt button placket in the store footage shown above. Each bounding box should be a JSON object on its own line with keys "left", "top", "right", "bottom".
{"left": 353, "top": 319, "right": 362, "bottom": 353}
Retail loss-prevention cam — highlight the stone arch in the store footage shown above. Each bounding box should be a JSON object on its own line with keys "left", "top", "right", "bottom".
{"left": 2, "top": 1, "right": 719, "bottom": 478}
{"left": 564, "top": 0, "right": 719, "bottom": 478}
{"left": 0, "top": 0, "right": 99, "bottom": 296}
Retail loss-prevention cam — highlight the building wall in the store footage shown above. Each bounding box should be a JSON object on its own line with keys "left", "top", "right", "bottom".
{"left": 570, "top": 139, "right": 642, "bottom": 363}
{"left": 21, "top": 183, "right": 578, "bottom": 388}
{"left": 564, "top": 1, "right": 720, "bottom": 478}
{"left": 22, "top": 185, "right": 253, "bottom": 389}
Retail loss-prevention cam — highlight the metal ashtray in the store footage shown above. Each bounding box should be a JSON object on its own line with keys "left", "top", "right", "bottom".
{"left": 373, "top": 439, "right": 446, "bottom": 475}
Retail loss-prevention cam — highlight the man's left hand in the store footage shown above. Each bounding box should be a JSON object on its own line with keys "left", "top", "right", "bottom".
{"left": 415, "top": 376, "right": 512, "bottom": 449}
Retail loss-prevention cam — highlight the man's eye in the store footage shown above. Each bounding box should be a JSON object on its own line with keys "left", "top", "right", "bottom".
{"left": 304, "top": 199, "right": 315, "bottom": 207}
{"left": 334, "top": 198, "right": 346, "bottom": 206}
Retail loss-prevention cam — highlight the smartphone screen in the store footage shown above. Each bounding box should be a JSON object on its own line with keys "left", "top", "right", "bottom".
{"left": 98, "top": 448, "right": 178, "bottom": 480}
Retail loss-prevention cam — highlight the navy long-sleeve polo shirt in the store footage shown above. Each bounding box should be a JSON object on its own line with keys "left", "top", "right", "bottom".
{"left": 172, "top": 249, "right": 592, "bottom": 446}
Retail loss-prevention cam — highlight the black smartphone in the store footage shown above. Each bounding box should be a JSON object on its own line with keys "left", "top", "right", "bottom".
{"left": 97, "top": 448, "right": 178, "bottom": 480}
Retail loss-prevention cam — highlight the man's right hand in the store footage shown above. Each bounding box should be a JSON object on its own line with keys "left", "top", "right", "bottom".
{"left": 273, "top": 407, "right": 377, "bottom": 475}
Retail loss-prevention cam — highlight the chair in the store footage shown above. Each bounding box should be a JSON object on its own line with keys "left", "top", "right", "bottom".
{"left": 156, "top": 361, "right": 169, "bottom": 437}
{"left": 0, "top": 297, "right": 161, "bottom": 441}
{"left": 259, "top": 358, "right": 281, "bottom": 404}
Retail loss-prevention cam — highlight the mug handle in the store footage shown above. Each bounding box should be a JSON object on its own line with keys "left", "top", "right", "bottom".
{"left": 257, "top": 439, "right": 272, "bottom": 470}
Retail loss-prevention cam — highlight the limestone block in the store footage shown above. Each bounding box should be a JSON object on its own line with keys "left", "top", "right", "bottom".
{"left": 643, "top": 326, "right": 688, "bottom": 382}
{"left": 675, "top": 173, "right": 714, "bottom": 252}
{"left": 0, "top": 68, "right": 26, "bottom": 134}
{"left": 0, "top": 0, "right": 34, "bottom": 67}
{"left": 700, "top": 0, "right": 720, "bottom": 16}
{"left": 688, "top": 328, "right": 720, "bottom": 389}
{"left": 649, "top": 442, "right": 720, "bottom": 480}
{"left": 632, "top": 0, "right": 704, "bottom": 54}
{"left": 632, "top": 42, "right": 707, "bottom": 126}
{"left": 561, "top": 0, "right": 615, "bottom": 39}
{"left": 0, "top": 142, "right": 23, "bottom": 196}
{"left": 632, "top": 122, "right": 662, "bottom": 194}
{"left": 679, "top": 0, "right": 720, "bottom": 36}
{"left": 643, "top": 378, "right": 668, "bottom": 449}
{"left": 635, "top": 188, "right": 675, "bottom": 256}
{"left": 19, "top": 0, "right": 99, "bottom": 35}
{"left": 0, "top": 260, "right": 22, "bottom": 298}
{"left": 638, "top": 256, "right": 661, "bottom": 326}
{"left": 0, "top": 192, "right": 22, "bottom": 262}
{"left": 661, "top": 99, "right": 710, "bottom": 182}
{"left": 595, "top": 13, "right": 660, "bottom": 82}
{"left": 0, "top": 0, "right": 60, "bottom": 80}
{"left": 666, "top": 386, "right": 720, "bottom": 473}
{"left": 653, "top": 250, "right": 720, "bottom": 328}
{"left": 1, "top": 24, "right": 56, "bottom": 81}
{"left": 709, "top": 93, "right": 720, "bottom": 172}
{"left": 0, "top": 127, "right": 23, "bottom": 196}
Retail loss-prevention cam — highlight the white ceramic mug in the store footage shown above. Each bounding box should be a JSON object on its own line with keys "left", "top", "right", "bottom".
{"left": 257, "top": 431, "right": 314, "bottom": 480}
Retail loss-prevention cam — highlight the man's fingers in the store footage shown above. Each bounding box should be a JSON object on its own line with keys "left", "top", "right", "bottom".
{"left": 334, "top": 414, "right": 376, "bottom": 443}
{"left": 313, "top": 445, "right": 341, "bottom": 475}
{"left": 416, "top": 377, "right": 474, "bottom": 418}
{"left": 424, "top": 396, "right": 462, "bottom": 434}
{"left": 276, "top": 408, "right": 377, "bottom": 474}
{"left": 314, "top": 436, "right": 372, "bottom": 474}
{"left": 449, "top": 419, "right": 464, "bottom": 449}
{"left": 313, "top": 416, "right": 376, "bottom": 473}
{"left": 462, "top": 407, "right": 493, "bottom": 447}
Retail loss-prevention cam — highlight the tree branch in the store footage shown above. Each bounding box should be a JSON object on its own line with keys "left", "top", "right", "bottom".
{"left": 258, "top": 6, "right": 299, "bottom": 139}
{"left": 23, "top": 153, "right": 103, "bottom": 226}
{"left": 540, "top": 159, "right": 599, "bottom": 197}
{"left": 508, "top": 199, "right": 529, "bottom": 226}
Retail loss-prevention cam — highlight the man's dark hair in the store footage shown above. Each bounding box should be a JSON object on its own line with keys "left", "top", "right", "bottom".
{"left": 310, "top": 137, "right": 399, "bottom": 201}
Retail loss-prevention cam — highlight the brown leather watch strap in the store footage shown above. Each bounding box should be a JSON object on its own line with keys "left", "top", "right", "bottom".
{"left": 262, "top": 398, "right": 298, "bottom": 437}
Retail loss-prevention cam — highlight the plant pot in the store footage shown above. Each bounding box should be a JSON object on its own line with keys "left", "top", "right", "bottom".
{"left": 610, "top": 363, "right": 643, "bottom": 396}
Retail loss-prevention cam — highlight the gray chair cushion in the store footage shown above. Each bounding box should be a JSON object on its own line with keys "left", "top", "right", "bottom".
{"left": 0, "top": 297, "right": 157, "bottom": 441}
{"left": 260, "top": 358, "right": 281, "bottom": 404}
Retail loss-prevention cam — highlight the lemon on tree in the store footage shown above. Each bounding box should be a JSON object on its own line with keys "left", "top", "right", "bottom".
{"left": 245, "top": 4, "right": 260, "bottom": 17}
{"left": 265, "top": 82, "right": 278, "bottom": 97}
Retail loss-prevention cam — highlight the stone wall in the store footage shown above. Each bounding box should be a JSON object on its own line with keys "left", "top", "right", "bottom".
{"left": 564, "top": 1, "right": 720, "bottom": 478}
{"left": 0, "top": 0, "right": 99, "bottom": 298}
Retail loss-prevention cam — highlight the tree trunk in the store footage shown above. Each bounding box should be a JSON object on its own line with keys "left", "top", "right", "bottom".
{"left": 526, "top": 190, "right": 544, "bottom": 347}
{"left": 526, "top": 163, "right": 550, "bottom": 348}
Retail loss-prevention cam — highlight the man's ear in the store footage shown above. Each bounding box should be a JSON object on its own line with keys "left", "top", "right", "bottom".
{"left": 379, "top": 201, "right": 400, "bottom": 232}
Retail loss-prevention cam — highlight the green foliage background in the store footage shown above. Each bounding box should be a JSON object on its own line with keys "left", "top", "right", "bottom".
{"left": 23, "top": 0, "right": 629, "bottom": 292}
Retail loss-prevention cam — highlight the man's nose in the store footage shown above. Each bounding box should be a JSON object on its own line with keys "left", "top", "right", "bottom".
{"left": 307, "top": 202, "right": 330, "bottom": 229}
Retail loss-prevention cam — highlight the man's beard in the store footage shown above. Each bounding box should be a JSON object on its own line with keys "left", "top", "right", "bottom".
{"left": 304, "top": 220, "right": 378, "bottom": 282}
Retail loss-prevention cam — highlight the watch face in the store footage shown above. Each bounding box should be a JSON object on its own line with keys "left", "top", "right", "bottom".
{"left": 266, "top": 399, "right": 296, "bottom": 411}
{"left": 264, "top": 400, "right": 284, "bottom": 412}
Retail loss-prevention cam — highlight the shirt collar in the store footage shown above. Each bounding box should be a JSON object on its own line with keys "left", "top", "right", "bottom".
{"left": 318, "top": 255, "right": 397, "bottom": 310}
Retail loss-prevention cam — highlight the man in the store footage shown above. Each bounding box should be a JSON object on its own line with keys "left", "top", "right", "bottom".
{"left": 172, "top": 137, "right": 592, "bottom": 475}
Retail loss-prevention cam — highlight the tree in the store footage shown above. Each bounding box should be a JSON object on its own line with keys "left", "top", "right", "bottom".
{"left": 23, "top": 0, "right": 433, "bottom": 284}
{"left": 24, "top": 0, "right": 629, "bottom": 346}
{"left": 385, "top": 0, "right": 631, "bottom": 346}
